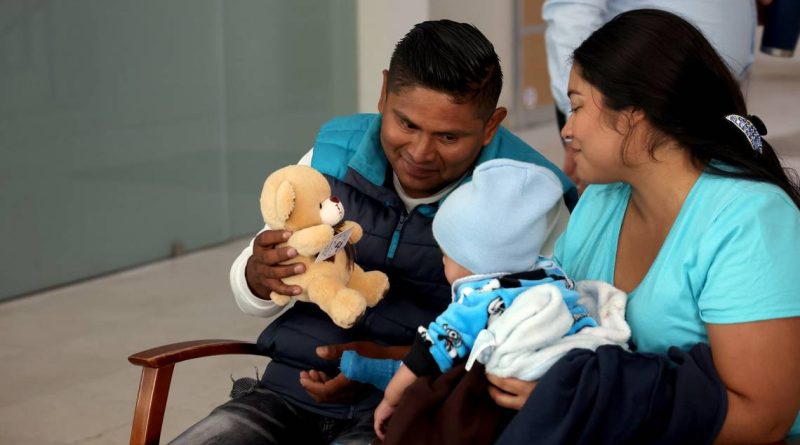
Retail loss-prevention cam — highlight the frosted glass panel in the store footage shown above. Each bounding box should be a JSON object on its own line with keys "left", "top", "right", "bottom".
{"left": 223, "top": 1, "right": 357, "bottom": 234}
{"left": 0, "top": 0, "right": 357, "bottom": 300}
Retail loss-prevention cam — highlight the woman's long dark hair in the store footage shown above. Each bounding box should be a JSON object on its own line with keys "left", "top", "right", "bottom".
{"left": 573, "top": 9, "right": 800, "bottom": 208}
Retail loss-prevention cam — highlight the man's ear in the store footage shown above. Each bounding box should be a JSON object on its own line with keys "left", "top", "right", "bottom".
{"left": 377, "top": 70, "right": 389, "bottom": 114}
{"left": 481, "top": 107, "right": 508, "bottom": 147}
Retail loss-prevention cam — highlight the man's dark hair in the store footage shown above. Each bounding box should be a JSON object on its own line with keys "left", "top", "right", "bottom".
{"left": 387, "top": 19, "right": 502, "bottom": 119}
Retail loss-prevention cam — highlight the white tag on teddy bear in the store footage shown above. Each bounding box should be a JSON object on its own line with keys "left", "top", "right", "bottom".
{"left": 315, "top": 226, "right": 354, "bottom": 263}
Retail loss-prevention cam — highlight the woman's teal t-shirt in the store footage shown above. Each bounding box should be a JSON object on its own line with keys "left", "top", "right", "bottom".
{"left": 554, "top": 172, "right": 800, "bottom": 436}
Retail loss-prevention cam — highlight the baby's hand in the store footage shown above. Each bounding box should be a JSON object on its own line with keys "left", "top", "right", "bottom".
{"left": 373, "top": 397, "right": 397, "bottom": 440}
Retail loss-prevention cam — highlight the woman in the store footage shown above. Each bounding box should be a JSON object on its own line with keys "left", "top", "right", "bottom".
{"left": 487, "top": 9, "right": 800, "bottom": 443}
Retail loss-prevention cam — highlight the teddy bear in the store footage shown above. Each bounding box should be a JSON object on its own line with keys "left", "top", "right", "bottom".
{"left": 259, "top": 164, "right": 390, "bottom": 328}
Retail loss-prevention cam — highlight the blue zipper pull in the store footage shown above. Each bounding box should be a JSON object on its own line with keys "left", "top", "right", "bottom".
{"left": 387, "top": 212, "right": 408, "bottom": 260}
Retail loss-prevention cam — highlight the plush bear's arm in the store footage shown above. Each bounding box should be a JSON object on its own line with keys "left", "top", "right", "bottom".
{"left": 339, "top": 220, "right": 363, "bottom": 244}
{"left": 287, "top": 225, "right": 335, "bottom": 256}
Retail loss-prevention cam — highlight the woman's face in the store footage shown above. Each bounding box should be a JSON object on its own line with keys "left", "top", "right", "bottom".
{"left": 560, "top": 66, "right": 631, "bottom": 184}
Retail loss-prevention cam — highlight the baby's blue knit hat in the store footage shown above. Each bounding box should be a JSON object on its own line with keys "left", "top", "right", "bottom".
{"left": 432, "top": 159, "right": 563, "bottom": 275}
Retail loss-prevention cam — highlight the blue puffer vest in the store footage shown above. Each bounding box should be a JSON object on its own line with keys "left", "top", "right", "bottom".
{"left": 257, "top": 113, "right": 577, "bottom": 418}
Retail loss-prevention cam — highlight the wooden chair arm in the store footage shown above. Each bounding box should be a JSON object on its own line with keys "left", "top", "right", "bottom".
{"left": 128, "top": 339, "right": 268, "bottom": 445}
{"left": 128, "top": 339, "right": 266, "bottom": 368}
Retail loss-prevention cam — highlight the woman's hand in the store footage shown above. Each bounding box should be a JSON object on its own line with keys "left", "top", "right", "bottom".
{"left": 486, "top": 374, "right": 538, "bottom": 410}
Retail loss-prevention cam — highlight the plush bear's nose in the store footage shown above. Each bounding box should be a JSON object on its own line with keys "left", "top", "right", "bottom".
{"left": 330, "top": 196, "right": 340, "bottom": 203}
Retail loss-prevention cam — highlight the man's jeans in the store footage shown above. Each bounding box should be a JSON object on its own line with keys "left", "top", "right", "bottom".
{"left": 168, "top": 384, "right": 376, "bottom": 445}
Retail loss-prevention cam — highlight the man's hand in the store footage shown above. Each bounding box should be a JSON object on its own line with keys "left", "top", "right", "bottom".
{"left": 299, "top": 370, "right": 368, "bottom": 404}
{"left": 300, "top": 342, "right": 411, "bottom": 403}
{"left": 316, "top": 341, "right": 411, "bottom": 361}
{"left": 244, "top": 229, "right": 306, "bottom": 299}
{"left": 486, "top": 373, "right": 538, "bottom": 410}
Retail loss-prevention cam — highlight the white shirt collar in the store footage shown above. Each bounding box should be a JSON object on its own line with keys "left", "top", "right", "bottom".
{"left": 392, "top": 172, "right": 465, "bottom": 213}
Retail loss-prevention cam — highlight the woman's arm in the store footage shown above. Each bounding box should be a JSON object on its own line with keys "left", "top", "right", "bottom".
{"left": 709, "top": 317, "right": 800, "bottom": 444}
{"left": 485, "top": 318, "right": 800, "bottom": 443}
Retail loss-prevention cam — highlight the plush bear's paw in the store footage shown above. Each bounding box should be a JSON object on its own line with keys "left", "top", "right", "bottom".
{"left": 328, "top": 289, "right": 367, "bottom": 329}
{"left": 270, "top": 292, "right": 292, "bottom": 306}
{"left": 360, "top": 272, "right": 390, "bottom": 307}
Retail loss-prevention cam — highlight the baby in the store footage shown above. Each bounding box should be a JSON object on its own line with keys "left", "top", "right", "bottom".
{"left": 371, "top": 159, "right": 603, "bottom": 438}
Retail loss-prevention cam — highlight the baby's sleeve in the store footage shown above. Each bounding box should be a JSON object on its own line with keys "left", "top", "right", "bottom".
{"left": 405, "top": 290, "right": 501, "bottom": 375}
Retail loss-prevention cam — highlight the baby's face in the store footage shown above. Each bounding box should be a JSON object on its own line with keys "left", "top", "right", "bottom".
{"left": 442, "top": 254, "right": 473, "bottom": 284}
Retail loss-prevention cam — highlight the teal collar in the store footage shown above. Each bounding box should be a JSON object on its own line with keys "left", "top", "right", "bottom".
{"left": 349, "top": 114, "right": 389, "bottom": 186}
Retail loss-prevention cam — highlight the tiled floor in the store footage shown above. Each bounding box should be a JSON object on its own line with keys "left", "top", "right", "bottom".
{"left": 1, "top": 50, "right": 798, "bottom": 444}
{"left": 0, "top": 239, "right": 272, "bottom": 444}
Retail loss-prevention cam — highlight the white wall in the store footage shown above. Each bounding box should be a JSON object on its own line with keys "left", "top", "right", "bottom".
{"left": 356, "top": 0, "right": 429, "bottom": 113}
{"left": 356, "top": 0, "right": 516, "bottom": 116}
{"left": 429, "top": 0, "right": 515, "bottom": 111}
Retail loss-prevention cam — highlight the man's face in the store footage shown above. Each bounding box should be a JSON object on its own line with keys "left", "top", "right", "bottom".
{"left": 378, "top": 72, "right": 506, "bottom": 198}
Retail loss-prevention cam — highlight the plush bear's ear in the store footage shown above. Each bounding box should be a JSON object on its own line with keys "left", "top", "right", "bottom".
{"left": 261, "top": 179, "right": 295, "bottom": 229}
{"left": 274, "top": 180, "right": 295, "bottom": 225}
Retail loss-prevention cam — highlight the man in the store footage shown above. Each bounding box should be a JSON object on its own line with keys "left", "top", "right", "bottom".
{"left": 171, "top": 19, "right": 576, "bottom": 445}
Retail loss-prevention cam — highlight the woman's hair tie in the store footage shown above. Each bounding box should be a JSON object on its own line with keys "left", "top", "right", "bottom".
{"left": 746, "top": 114, "right": 768, "bottom": 136}
{"left": 725, "top": 114, "right": 765, "bottom": 154}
